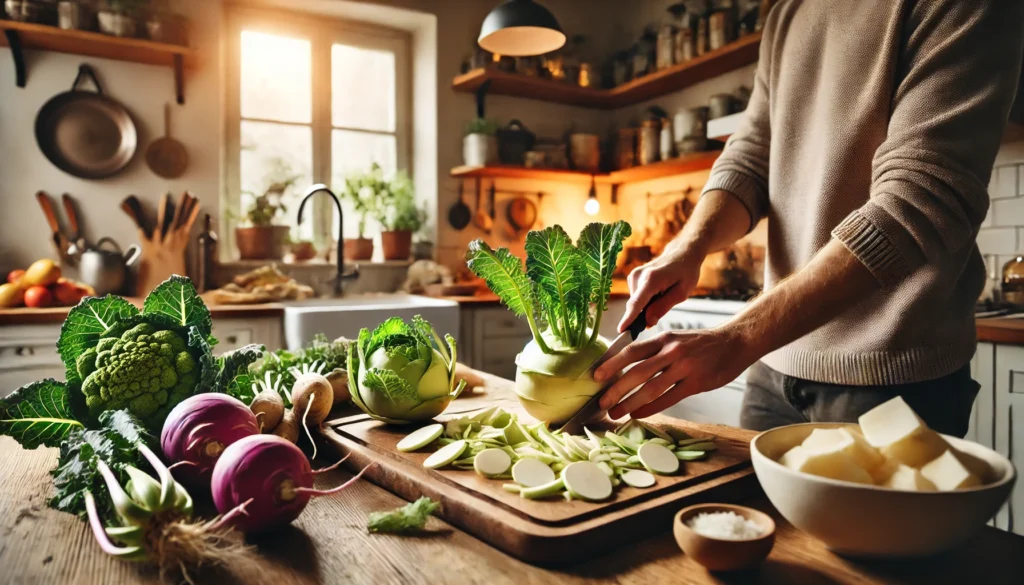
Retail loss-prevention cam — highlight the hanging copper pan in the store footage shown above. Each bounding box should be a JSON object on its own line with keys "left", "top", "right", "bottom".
{"left": 35, "top": 64, "right": 137, "bottom": 179}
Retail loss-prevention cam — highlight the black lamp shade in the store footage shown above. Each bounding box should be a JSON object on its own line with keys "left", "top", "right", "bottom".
{"left": 478, "top": 0, "right": 566, "bottom": 57}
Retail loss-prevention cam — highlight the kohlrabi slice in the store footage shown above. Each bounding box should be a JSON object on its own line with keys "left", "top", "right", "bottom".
{"left": 474, "top": 448, "right": 512, "bottom": 477}
{"left": 620, "top": 469, "right": 657, "bottom": 488}
{"left": 637, "top": 442, "right": 679, "bottom": 475}
{"left": 424, "top": 440, "right": 468, "bottom": 469}
{"left": 397, "top": 423, "right": 444, "bottom": 452}
{"left": 561, "top": 461, "right": 613, "bottom": 502}
{"left": 512, "top": 458, "right": 556, "bottom": 488}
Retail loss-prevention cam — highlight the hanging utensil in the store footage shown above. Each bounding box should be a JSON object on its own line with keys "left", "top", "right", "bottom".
{"left": 488, "top": 181, "right": 497, "bottom": 226}
{"left": 36, "top": 191, "right": 71, "bottom": 262}
{"left": 145, "top": 103, "right": 189, "bottom": 179}
{"left": 61, "top": 193, "right": 89, "bottom": 258}
{"left": 448, "top": 180, "right": 471, "bottom": 230}
{"left": 507, "top": 195, "right": 538, "bottom": 237}
{"left": 473, "top": 178, "right": 492, "bottom": 233}
{"left": 35, "top": 64, "right": 137, "bottom": 179}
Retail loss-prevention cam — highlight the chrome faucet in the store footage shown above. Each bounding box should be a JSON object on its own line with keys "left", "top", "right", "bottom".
{"left": 297, "top": 184, "right": 359, "bottom": 295}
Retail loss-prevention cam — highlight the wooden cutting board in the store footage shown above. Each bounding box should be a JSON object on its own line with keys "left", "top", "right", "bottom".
{"left": 321, "top": 389, "right": 758, "bottom": 564}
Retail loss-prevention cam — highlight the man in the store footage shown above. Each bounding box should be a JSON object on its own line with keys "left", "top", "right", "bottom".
{"left": 594, "top": 0, "right": 1024, "bottom": 437}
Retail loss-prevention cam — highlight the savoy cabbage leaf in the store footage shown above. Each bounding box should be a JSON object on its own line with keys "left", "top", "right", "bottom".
{"left": 0, "top": 379, "right": 84, "bottom": 449}
{"left": 57, "top": 296, "right": 139, "bottom": 384}
{"left": 143, "top": 275, "right": 213, "bottom": 338}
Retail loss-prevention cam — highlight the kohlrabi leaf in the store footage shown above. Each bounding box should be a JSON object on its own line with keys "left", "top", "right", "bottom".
{"left": 525, "top": 226, "right": 591, "bottom": 347}
{"left": 578, "top": 221, "right": 632, "bottom": 312}
{"left": 142, "top": 275, "right": 213, "bottom": 338}
{"left": 213, "top": 344, "right": 265, "bottom": 395}
{"left": 367, "top": 317, "right": 410, "bottom": 356}
{"left": 57, "top": 296, "right": 140, "bottom": 384}
{"left": 466, "top": 240, "right": 538, "bottom": 322}
{"left": 367, "top": 496, "right": 440, "bottom": 534}
{"left": 363, "top": 369, "right": 417, "bottom": 402}
{"left": 0, "top": 379, "right": 85, "bottom": 449}
{"left": 50, "top": 409, "right": 150, "bottom": 522}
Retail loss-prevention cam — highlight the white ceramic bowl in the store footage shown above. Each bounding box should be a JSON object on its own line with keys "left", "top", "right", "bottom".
{"left": 751, "top": 423, "right": 1016, "bottom": 558}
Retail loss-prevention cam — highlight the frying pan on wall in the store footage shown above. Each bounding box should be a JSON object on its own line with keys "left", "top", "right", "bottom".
{"left": 35, "top": 64, "right": 138, "bottom": 179}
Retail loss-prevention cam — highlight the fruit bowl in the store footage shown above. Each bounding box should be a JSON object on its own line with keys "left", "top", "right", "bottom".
{"left": 751, "top": 423, "right": 1015, "bottom": 558}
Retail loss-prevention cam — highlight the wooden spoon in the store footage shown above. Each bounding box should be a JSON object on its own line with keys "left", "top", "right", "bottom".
{"left": 472, "top": 179, "right": 492, "bottom": 233}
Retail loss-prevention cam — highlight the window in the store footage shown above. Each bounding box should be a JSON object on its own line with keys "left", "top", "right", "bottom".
{"left": 226, "top": 8, "right": 410, "bottom": 248}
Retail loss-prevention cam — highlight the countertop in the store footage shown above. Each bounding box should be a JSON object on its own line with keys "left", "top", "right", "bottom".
{"left": 1, "top": 372, "right": 1021, "bottom": 585}
{"left": 975, "top": 317, "right": 1024, "bottom": 344}
{"left": 0, "top": 298, "right": 287, "bottom": 325}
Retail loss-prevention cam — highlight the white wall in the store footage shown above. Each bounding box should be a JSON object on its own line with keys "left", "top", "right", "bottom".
{"left": 0, "top": 0, "right": 224, "bottom": 277}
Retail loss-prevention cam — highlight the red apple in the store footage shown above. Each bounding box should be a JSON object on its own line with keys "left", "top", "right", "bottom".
{"left": 24, "top": 285, "right": 53, "bottom": 308}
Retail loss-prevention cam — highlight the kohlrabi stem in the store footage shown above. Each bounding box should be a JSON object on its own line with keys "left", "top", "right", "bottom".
{"left": 525, "top": 309, "right": 555, "bottom": 354}
{"left": 587, "top": 309, "right": 603, "bottom": 348}
{"left": 210, "top": 498, "right": 254, "bottom": 531}
{"left": 294, "top": 463, "right": 375, "bottom": 497}
{"left": 84, "top": 492, "right": 144, "bottom": 558}
{"left": 312, "top": 453, "right": 351, "bottom": 475}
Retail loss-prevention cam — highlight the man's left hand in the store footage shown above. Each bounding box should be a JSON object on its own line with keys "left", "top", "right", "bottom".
{"left": 593, "top": 327, "right": 757, "bottom": 420}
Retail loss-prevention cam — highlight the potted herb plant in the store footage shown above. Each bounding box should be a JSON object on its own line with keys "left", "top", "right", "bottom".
{"left": 235, "top": 184, "right": 291, "bottom": 260}
{"left": 97, "top": 0, "right": 147, "bottom": 37}
{"left": 463, "top": 118, "right": 498, "bottom": 167}
{"left": 376, "top": 171, "right": 425, "bottom": 261}
{"left": 339, "top": 164, "right": 386, "bottom": 261}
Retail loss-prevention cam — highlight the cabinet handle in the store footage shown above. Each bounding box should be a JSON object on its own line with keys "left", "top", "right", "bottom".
{"left": 225, "top": 335, "right": 238, "bottom": 344}
{"left": 15, "top": 346, "right": 35, "bottom": 357}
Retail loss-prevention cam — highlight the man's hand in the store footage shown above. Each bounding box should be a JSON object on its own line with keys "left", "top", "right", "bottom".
{"left": 617, "top": 252, "right": 702, "bottom": 332}
{"left": 594, "top": 326, "right": 757, "bottom": 420}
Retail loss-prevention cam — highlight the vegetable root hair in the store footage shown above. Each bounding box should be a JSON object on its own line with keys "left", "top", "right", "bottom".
{"left": 302, "top": 393, "right": 318, "bottom": 460}
{"left": 148, "top": 513, "right": 254, "bottom": 585}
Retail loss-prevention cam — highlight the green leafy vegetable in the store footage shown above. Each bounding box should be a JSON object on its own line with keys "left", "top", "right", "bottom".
{"left": 141, "top": 274, "right": 213, "bottom": 340}
{"left": 367, "top": 496, "right": 440, "bottom": 534}
{"left": 50, "top": 409, "right": 151, "bottom": 522}
{"left": 0, "top": 379, "right": 84, "bottom": 449}
{"left": 213, "top": 344, "right": 266, "bottom": 396}
{"left": 465, "top": 221, "right": 632, "bottom": 423}
{"left": 57, "top": 296, "right": 139, "bottom": 384}
{"left": 248, "top": 334, "right": 349, "bottom": 396}
{"left": 348, "top": 316, "right": 465, "bottom": 424}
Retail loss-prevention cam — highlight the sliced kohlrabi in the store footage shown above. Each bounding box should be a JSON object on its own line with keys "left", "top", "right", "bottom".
{"left": 620, "top": 469, "right": 656, "bottom": 488}
{"left": 561, "top": 461, "right": 613, "bottom": 502}
{"left": 637, "top": 442, "right": 679, "bottom": 475}
{"left": 397, "top": 423, "right": 445, "bottom": 452}
{"left": 512, "top": 458, "right": 556, "bottom": 488}
{"left": 474, "top": 448, "right": 512, "bottom": 477}
{"left": 424, "top": 440, "right": 468, "bottom": 469}
{"left": 675, "top": 450, "right": 708, "bottom": 461}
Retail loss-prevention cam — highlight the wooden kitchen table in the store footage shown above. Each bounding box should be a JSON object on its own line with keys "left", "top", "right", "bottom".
{"left": 2, "top": 381, "right": 1022, "bottom": 585}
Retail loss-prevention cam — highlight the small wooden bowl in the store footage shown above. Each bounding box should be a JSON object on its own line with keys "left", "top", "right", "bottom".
{"left": 673, "top": 503, "right": 776, "bottom": 572}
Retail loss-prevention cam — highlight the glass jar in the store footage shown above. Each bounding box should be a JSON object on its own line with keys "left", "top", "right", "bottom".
{"left": 616, "top": 128, "right": 638, "bottom": 170}
{"left": 656, "top": 24, "right": 676, "bottom": 70}
{"left": 660, "top": 118, "right": 674, "bottom": 161}
{"left": 1003, "top": 256, "right": 1024, "bottom": 306}
{"left": 639, "top": 119, "right": 660, "bottom": 165}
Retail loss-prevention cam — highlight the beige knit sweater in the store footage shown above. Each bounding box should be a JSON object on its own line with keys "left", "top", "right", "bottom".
{"left": 704, "top": 0, "right": 1024, "bottom": 385}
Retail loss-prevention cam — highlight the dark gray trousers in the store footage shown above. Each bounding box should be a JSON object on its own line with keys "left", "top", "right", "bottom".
{"left": 741, "top": 361, "right": 979, "bottom": 438}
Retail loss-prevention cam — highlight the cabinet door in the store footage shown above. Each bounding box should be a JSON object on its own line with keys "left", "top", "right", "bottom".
{"left": 0, "top": 325, "right": 64, "bottom": 398}
{"left": 212, "top": 317, "right": 283, "bottom": 354}
{"left": 969, "top": 343, "right": 995, "bottom": 448}
{"left": 994, "top": 344, "right": 1024, "bottom": 533}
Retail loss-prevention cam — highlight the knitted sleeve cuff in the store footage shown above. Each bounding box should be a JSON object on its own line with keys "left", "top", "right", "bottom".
{"left": 832, "top": 210, "right": 914, "bottom": 287}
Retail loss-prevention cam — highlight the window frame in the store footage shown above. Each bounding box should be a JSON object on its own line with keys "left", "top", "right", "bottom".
{"left": 224, "top": 5, "right": 412, "bottom": 255}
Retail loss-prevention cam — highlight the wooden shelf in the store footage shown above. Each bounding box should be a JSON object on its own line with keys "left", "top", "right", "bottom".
{"left": 451, "top": 151, "right": 721, "bottom": 186}
{"left": 452, "top": 32, "right": 761, "bottom": 110}
{"left": 603, "top": 150, "right": 721, "bottom": 184}
{"left": 0, "top": 20, "right": 197, "bottom": 103}
{"left": 451, "top": 165, "right": 600, "bottom": 183}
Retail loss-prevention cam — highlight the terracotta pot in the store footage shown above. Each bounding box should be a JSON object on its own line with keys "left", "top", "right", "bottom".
{"left": 381, "top": 230, "right": 413, "bottom": 260}
{"left": 235, "top": 225, "right": 289, "bottom": 260}
{"left": 344, "top": 237, "right": 374, "bottom": 261}
{"left": 290, "top": 241, "right": 317, "bottom": 262}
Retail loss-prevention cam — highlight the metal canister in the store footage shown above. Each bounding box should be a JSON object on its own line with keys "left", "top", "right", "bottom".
{"left": 708, "top": 93, "right": 735, "bottom": 119}
{"left": 639, "top": 119, "right": 660, "bottom": 165}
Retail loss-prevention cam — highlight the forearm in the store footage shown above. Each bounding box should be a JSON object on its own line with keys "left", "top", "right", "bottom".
{"left": 724, "top": 239, "right": 879, "bottom": 361}
{"left": 667, "top": 189, "right": 752, "bottom": 260}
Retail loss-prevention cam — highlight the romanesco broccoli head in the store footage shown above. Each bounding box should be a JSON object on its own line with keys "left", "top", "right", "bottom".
{"left": 78, "top": 324, "right": 198, "bottom": 428}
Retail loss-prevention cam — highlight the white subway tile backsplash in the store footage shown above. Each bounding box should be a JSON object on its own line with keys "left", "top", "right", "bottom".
{"left": 993, "top": 166, "right": 1018, "bottom": 199}
{"left": 1019, "top": 165, "right": 1024, "bottom": 196}
{"left": 992, "top": 196, "right": 1024, "bottom": 227}
{"left": 982, "top": 203, "right": 994, "bottom": 228}
{"left": 976, "top": 227, "right": 1018, "bottom": 255}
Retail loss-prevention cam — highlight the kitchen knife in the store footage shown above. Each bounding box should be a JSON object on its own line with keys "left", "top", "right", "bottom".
{"left": 121, "top": 195, "right": 152, "bottom": 239}
{"left": 36, "top": 191, "right": 70, "bottom": 261}
{"left": 61, "top": 193, "right": 88, "bottom": 254}
{"left": 559, "top": 304, "right": 651, "bottom": 435}
{"left": 158, "top": 192, "right": 175, "bottom": 240}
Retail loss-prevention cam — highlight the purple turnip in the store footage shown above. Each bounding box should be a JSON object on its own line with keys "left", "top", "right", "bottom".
{"left": 161, "top": 394, "right": 261, "bottom": 489}
{"left": 211, "top": 434, "right": 371, "bottom": 533}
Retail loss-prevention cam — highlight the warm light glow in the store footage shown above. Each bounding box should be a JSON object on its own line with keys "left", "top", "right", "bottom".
{"left": 584, "top": 197, "right": 600, "bottom": 216}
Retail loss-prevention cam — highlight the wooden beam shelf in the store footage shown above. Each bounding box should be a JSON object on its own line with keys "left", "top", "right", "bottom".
{"left": 452, "top": 32, "right": 761, "bottom": 110}
{"left": 0, "top": 20, "right": 197, "bottom": 104}
{"left": 451, "top": 151, "right": 721, "bottom": 186}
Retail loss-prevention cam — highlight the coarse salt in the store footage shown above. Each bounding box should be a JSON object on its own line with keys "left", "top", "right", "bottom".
{"left": 686, "top": 511, "right": 763, "bottom": 540}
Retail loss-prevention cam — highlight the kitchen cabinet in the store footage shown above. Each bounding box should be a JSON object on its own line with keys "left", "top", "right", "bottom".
{"left": 459, "top": 300, "right": 627, "bottom": 381}
{"left": 992, "top": 344, "right": 1023, "bottom": 534}
{"left": 0, "top": 317, "right": 284, "bottom": 399}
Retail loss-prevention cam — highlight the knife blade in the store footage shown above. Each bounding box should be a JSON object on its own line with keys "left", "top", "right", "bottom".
{"left": 559, "top": 304, "right": 651, "bottom": 435}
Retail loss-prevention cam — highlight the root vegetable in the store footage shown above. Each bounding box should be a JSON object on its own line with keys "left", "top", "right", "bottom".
{"left": 250, "top": 390, "right": 285, "bottom": 432}
{"left": 160, "top": 394, "right": 261, "bottom": 490}
{"left": 325, "top": 368, "right": 350, "bottom": 403}
{"left": 211, "top": 434, "right": 372, "bottom": 533}
{"left": 273, "top": 410, "right": 300, "bottom": 443}
{"left": 291, "top": 372, "right": 334, "bottom": 459}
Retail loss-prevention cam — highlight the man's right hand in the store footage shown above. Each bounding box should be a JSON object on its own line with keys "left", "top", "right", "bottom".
{"left": 617, "top": 250, "right": 703, "bottom": 333}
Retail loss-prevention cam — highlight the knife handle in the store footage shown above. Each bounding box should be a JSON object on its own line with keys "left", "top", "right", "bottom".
{"left": 61, "top": 194, "right": 79, "bottom": 238}
{"left": 36, "top": 191, "right": 62, "bottom": 233}
{"left": 625, "top": 291, "right": 667, "bottom": 340}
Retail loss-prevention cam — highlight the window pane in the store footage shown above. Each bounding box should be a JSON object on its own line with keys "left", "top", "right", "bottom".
{"left": 331, "top": 44, "right": 395, "bottom": 131}
{"left": 241, "top": 30, "right": 312, "bottom": 123}
{"left": 331, "top": 130, "right": 397, "bottom": 241}
{"left": 240, "top": 120, "right": 313, "bottom": 239}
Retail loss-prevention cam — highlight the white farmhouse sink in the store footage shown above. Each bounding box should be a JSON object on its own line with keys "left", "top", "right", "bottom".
{"left": 283, "top": 294, "right": 460, "bottom": 350}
